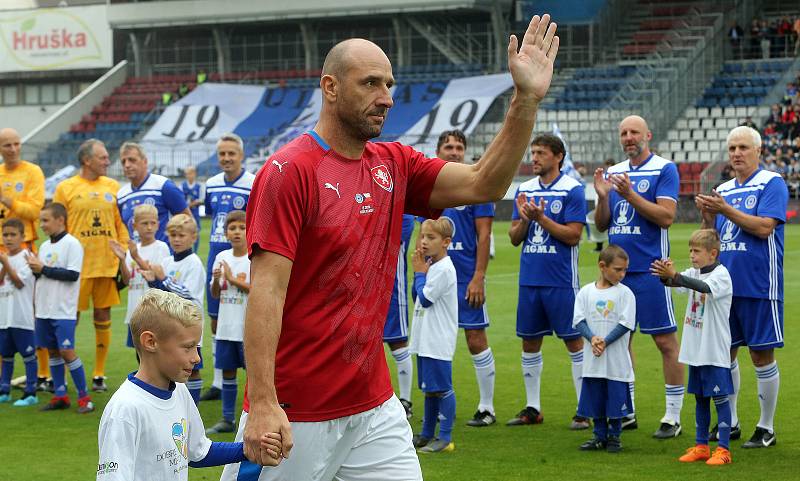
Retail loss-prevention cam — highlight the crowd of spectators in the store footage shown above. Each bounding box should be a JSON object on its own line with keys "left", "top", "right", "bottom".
{"left": 759, "top": 73, "right": 800, "bottom": 198}
{"left": 728, "top": 15, "right": 800, "bottom": 60}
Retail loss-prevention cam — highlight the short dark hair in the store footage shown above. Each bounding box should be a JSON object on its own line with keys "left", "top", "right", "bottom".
{"left": 436, "top": 130, "right": 467, "bottom": 152}
{"left": 43, "top": 202, "right": 68, "bottom": 222}
{"left": 598, "top": 244, "right": 628, "bottom": 265}
{"left": 225, "top": 210, "right": 246, "bottom": 230}
{"left": 2, "top": 218, "right": 24, "bottom": 235}
{"left": 531, "top": 134, "right": 566, "bottom": 168}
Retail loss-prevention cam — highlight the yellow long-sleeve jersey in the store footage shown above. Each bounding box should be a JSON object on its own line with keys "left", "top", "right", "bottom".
{"left": 53, "top": 175, "right": 129, "bottom": 279}
{"left": 0, "top": 160, "right": 45, "bottom": 243}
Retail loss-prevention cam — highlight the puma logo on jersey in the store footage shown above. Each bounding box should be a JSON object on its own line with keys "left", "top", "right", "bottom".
{"left": 324, "top": 182, "right": 341, "bottom": 198}
{"left": 272, "top": 160, "right": 288, "bottom": 173}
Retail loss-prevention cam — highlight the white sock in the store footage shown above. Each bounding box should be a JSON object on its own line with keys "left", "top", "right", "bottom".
{"left": 211, "top": 336, "right": 222, "bottom": 390}
{"left": 665, "top": 384, "right": 684, "bottom": 424}
{"left": 569, "top": 350, "right": 583, "bottom": 404}
{"left": 391, "top": 347, "right": 413, "bottom": 402}
{"left": 755, "top": 361, "right": 779, "bottom": 433}
{"left": 730, "top": 359, "right": 740, "bottom": 427}
{"left": 521, "top": 352, "right": 543, "bottom": 412}
{"left": 628, "top": 382, "right": 636, "bottom": 416}
{"left": 472, "top": 348, "right": 495, "bottom": 414}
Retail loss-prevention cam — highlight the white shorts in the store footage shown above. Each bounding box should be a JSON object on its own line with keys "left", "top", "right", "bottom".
{"left": 219, "top": 395, "right": 422, "bottom": 481}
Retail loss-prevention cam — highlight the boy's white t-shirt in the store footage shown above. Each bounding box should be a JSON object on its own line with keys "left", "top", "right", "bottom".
{"left": 96, "top": 379, "right": 212, "bottom": 481}
{"left": 676, "top": 263, "right": 733, "bottom": 368}
{"left": 572, "top": 282, "right": 636, "bottom": 383}
{"left": 409, "top": 256, "right": 458, "bottom": 361}
{"left": 125, "top": 240, "right": 171, "bottom": 324}
{"left": 35, "top": 233, "right": 83, "bottom": 320}
{"left": 0, "top": 249, "right": 34, "bottom": 330}
{"left": 210, "top": 249, "right": 250, "bottom": 342}
{"left": 159, "top": 253, "right": 206, "bottom": 343}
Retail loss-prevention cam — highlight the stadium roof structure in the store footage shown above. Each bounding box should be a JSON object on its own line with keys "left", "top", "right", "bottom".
{"left": 108, "top": 0, "right": 510, "bottom": 29}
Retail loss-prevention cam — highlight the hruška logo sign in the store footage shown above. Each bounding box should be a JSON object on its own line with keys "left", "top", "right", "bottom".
{"left": 0, "top": 6, "right": 112, "bottom": 72}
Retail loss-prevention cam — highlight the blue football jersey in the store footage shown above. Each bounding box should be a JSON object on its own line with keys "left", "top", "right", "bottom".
{"left": 117, "top": 173, "right": 188, "bottom": 243}
{"left": 438, "top": 202, "right": 495, "bottom": 284}
{"left": 715, "top": 169, "right": 787, "bottom": 300}
{"left": 606, "top": 154, "right": 679, "bottom": 272}
{"left": 401, "top": 214, "right": 415, "bottom": 244}
{"left": 205, "top": 170, "right": 256, "bottom": 250}
{"left": 512, "top": 173, "right": 586, "bottom": 288}
{"left": 181, "top": 180, "right": 202, "bottom": 219}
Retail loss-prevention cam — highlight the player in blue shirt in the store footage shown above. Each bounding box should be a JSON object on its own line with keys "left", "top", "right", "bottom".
{"left": 200, "top": 133, "right": 255, "bottom": 402}
{"left": 384, "top": 214, "right": 416, "bottom": 418}
{"left": 593, "top": 115, "right": 684, "bottom": 439}
{"left": 507, "top": 134, "right": 588, "bottom": 429}
{"left": 429, "top": 130, "right": 497, "bottom": 427}
{"left": 697, "top": 126, "right": 788, "bottom": 449}
{"left": 181, "top": 166, "right": 205, "bottom": 252}
{"left": 117, "top": 142, "right": 191, "bottom": 244}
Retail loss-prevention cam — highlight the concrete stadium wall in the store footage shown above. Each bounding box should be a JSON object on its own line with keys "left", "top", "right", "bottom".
{"left": 6, "top": 104, "right": 66, "bottom": 138}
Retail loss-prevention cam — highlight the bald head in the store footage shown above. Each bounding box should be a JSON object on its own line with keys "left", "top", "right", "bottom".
{"left": 322, "top": 39, "right": 391, "bottom": 79}
{"left": 0, "top": 128, "right": 22, "bottom": 165}
{"left": 619, "top": 115, "right": 649, "bottom": 133}
{"left": 618, "top": 115, "right": 652, "bottom": 161}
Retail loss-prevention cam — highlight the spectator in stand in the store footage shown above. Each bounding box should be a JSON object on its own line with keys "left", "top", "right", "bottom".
{"left": 197, "top": 70, "right": 207, "bottom": 86}
{"left": 729, "top": 21, "right": 744, "bottom": 59}
{"left": 178, "top": 83, "right": 190, "bottom": 99}
{"left": 759, "top": 20, "right": 771, "bottom": 59}
{"left": 741, "top": 116, "right": 757, "bottom": 129}
{"left": 749, "top": 19, "right": 761, "bottom": 58}
{"left": 777, "top": 16, "right": 792, "bottom": 56}
{"left": 794, "top": 17, "right": 800, "bottom": 55}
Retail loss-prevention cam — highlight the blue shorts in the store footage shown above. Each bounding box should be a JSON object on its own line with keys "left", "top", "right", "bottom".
{"left": 729, "top": 297, "right": 784, "bottom": 350}
{"left": 622, "top": 272, "right": 676, "bottom": 335}
{"left": 687, "top": 365, "right": 734, "bottom": 397}
{"left": 126, "top": 325, "right": 134, "bottom": 348}
{"left": 215, "top": 340, "right": 245, "bottom": 370}
{"left": 0, "top": 328, "right": 36, "bottom": 357}
{"left": 516, "top": 285, "right": 579, "bottom": 340}
{"left": 417, "top": 356, "right": 452, "bottom": 393}
{"left": 35, "top": 318, "right": 77, "bottom": 350}
{"left": 457, "top": 281, "right": 490, "bottom": 329}
{"left": 206, "top": 245, "right": 227, "bottom": 318}
{"left": 578, "top": 378, "right": 632, "bottom": 420}
{"left": 383, "top": 262, "right": 409, "bottom": 343}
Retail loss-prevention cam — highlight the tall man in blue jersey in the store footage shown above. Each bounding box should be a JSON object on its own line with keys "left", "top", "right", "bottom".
{"left": 200, "top": 132, "right": 256, "bottom": 402}
{"left": 594, "top": 115, "right": 684, "bottom": 439}
{"left": 507, "top": 134, "right": 588, "bottom": 429}
{"left": 432, "top": 130, "right": 497, "bottom": 427}
{"left": 117, "top": 142, "right": 191, "bottom": 243}
{"left": 697, "top": 126, "right": 787, "bottom": 448}
{"left": 181, "top": 165, "right": 204, "bottom": 252}
{"left": 384, "top": 214, "right": 416, "bottom": 417}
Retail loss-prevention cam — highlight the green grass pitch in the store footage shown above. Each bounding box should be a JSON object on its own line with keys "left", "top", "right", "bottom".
{"left": 0, "top": 221, "right": 796, "bottom": 480}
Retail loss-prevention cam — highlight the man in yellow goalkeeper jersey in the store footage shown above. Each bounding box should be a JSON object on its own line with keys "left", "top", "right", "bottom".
{"left": 0, "top": 127, "right": 50, "bottom": 390}
{"left": 54, "top": 139, "right": 129, "bottom": 392}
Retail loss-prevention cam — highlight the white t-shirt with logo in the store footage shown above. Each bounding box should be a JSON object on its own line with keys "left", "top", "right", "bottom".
{"left": 96, "top": 379, "right": 212, "bottom": 481}
{"left": 210, "top": 249, "right": 250, "bottom": 342}
{"left": 35, "top": 233, "right": 83, "bottom": 320}
{"left": 573, "top": 282, "right": 636, "bottom": 382}
{"left": 409, "top": 256, "right": 458, "bottom": 361}
{"left": 0, "top": 249, "right": 34, "bottom": 330}
{"left": 125, "top": 240, "right": 171, "bottom": 324}
{"left": 676, "top": 264, "right": 733, "bottom": 368}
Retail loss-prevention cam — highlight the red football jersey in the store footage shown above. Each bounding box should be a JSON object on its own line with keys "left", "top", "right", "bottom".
{"left": 244, "top": 132, "right": 446, "bottom": 421}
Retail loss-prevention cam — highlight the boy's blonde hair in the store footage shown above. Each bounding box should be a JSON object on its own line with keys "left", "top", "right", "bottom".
{"left": 129, "top": 289, "right": 202, "bottom": 351}
{"left": 689, "top": 229, "right": 721, "bottom": 255}
{"left": 133, "top": 204, "right": 158, "bottom": 222}
{"left": 166, "top": 213, "right": 197, "bottom": 234}
{"left": 421, "top": 218, "right": 454, "bottom": 239}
